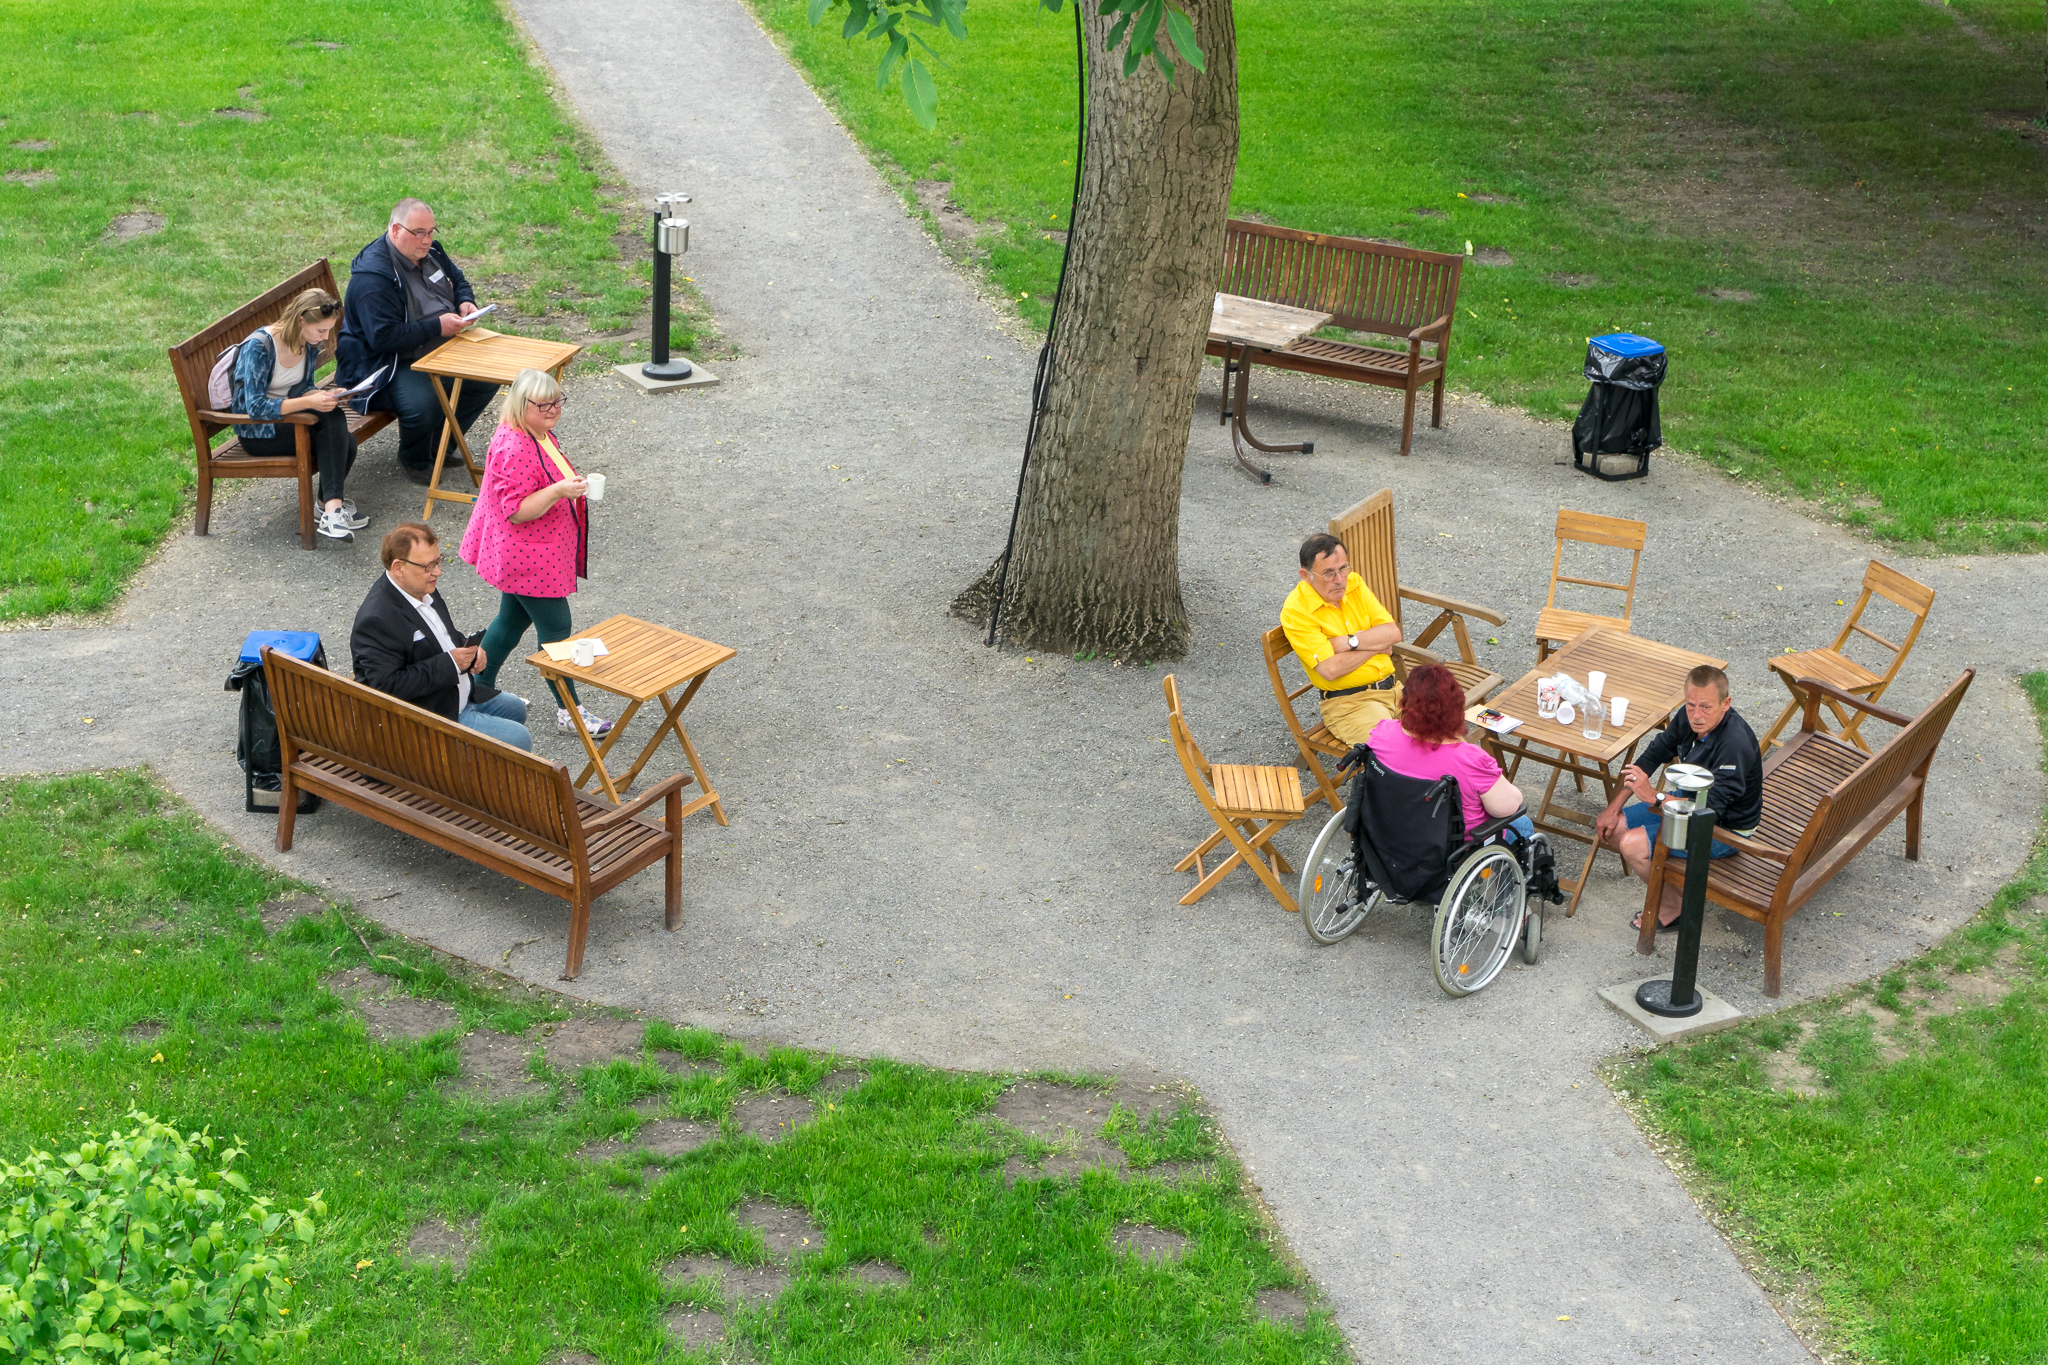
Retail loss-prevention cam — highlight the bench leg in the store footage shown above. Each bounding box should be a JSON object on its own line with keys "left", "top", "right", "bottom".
{"left": 664, "top": 785, "right": 683, "bottom": 931}
{"left": 1905, "top": 784, "right": 1924, "bottom": 861}
{"left": 195, "top": 459, "right": 214, "bottom": 536}
{"left": 297, "top": 426, "right": 317, "bottom": 550}
{"left": 1399, "top": 381, "right": 1418, "bottom": 457}
{"left": 276, "top": 769, "right": 299, "bottom": 852}
{"left": 1431, "top": 374, "right": 1446, "bottom": 429}
{"left": 1763, "top": 916, "right": 1784, "bottom": 997}
{"left": 562, "top": 892, "right": 591, "bottom": 980}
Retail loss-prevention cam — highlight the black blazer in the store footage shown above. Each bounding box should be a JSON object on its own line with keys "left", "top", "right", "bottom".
{"left": 350, "top": 574, "right": 500, "bottom": 723}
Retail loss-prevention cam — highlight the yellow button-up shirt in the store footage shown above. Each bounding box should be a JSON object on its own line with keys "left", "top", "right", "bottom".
{"left": 1281, "top": 575, "right": 1395, "bottom": 691}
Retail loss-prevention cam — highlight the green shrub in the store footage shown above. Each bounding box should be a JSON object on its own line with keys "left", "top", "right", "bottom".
{"left": 0, "top": 1113, "right": 323, "bottom": 1364}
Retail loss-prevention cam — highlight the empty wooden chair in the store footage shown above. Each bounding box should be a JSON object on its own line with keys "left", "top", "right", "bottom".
{"left": 1329, "top": 489, "right": 1505, "bottom": 707}
{"left": 1536, "top": 509, "right": 1647, "bottom": 662}
{"left": 1262, "top": 626, "right": 1351, "bottom": 814}
{"left": 1758, "top": 560, "right": 1935, "bottom": 753}
{"left": 1166, "top": 674, "right": 1305, "bottom": 912}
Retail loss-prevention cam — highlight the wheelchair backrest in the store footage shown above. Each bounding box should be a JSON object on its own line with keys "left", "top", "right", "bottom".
{"left": 1344, "top": 749, "right": 1467, "bottom": 903}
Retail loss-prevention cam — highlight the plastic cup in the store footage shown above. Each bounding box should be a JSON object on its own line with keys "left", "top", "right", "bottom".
{"left": 1537, "top": 679, "right": 1560, "bottom": 718}
{"left": 1586, "top": 670, "right": 1606, "bottom": 699}
{"left": 585, "top": 472, "right": 605, "bottom": 501}
{"left": 571, "top": 640, "right": 595, "bottom": 668}
{"left": 1610, "top": 696, "right": 1630, "bottom": 726}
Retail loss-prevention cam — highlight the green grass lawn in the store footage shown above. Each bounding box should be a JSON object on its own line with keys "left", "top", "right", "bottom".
{"left": 1610, "top": 671, "right": 2048, "bottom": 1365}
{"left": 755, "top": 0, "right": 2047, "bottom": 551}
{"left": 0, "top": 770, "right": 1339, "bottom": 1364}
{"left": 0, "top": 0, "right": 705, "bottom": 620}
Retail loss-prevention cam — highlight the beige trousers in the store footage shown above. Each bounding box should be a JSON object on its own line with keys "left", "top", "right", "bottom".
{"left": 1320, "top": 687, "right": 1402, "bottom": 745}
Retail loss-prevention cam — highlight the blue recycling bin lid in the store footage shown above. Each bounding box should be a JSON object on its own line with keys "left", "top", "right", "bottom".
{"left": 1589, "top": 332, "right": 1664, "bottom": 358}
{"left": 239, "top": 630, "right": 322, "bottom": 665}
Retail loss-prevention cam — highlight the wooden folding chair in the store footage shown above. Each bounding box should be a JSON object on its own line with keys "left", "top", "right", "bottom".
{"left": 1262, "top": 627, "right": 1352, "bottom": 814}
{"left": 1165, "top": 675, "right": 1305, "bottom": 912}
{"left": 1535, "top": 509, "right": 1647, "bottom": 663}
{"left": 1758, "top": 560, "right": 1934, "bottom": 753}
{"left": 1329, "top": 489, "right": 1505, "bottom": 707}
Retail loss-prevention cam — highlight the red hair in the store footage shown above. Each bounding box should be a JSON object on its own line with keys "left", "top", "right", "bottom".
{"left": 1399, "top": 663, "right": 1467, "bottom": 744}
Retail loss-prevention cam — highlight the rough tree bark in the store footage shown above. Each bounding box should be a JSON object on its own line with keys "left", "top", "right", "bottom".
{"left": 951, "top": 0, "right": 1238, "bottom": 662}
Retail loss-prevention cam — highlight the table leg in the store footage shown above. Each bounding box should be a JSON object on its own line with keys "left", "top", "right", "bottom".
{"left": 549, "top": 668, "right": 622, "bottom": 804}
{"left": 570, "top": 697, "right": 647, "bottom": 792}
{"left": 424, "top": 377, "right": 463, "bottom": 521}
{"left": 1226, "top": 342, "right": 1316, "bottom": 485}
{"left": 617, "top": 678, "right": 726, "bottom": 825}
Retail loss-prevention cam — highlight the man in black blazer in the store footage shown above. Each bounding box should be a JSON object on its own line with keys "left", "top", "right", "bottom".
{"left": 351, "top": 522, "right": 531, "bottom": 750}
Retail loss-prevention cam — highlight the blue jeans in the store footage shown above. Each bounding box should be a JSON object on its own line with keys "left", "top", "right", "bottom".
{"left": 458, "top": 690, "right": 531, "bottom": 751}
{"left": 1624, "top": 801, "right": 1740, "bottom": 859}
{"left": 367, "top": 367, "right": 500, "bottom": 474}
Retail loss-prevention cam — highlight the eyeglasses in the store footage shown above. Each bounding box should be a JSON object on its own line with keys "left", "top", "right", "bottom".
{"left": 1309, "top": 564, "right": 1349, "bottom": 583}
{"left": 527, "top": 397, "right": 565, "bottom": 413}
{"left": 399, "top": 554, "right": 447, "bottom": 570}
{"left": 393, "top": 222, "right": 435, "bottom": 241}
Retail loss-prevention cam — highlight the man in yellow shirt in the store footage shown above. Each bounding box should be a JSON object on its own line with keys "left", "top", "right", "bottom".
{"left": 1280, "top": 533, "right": 1404, "bottom": 744}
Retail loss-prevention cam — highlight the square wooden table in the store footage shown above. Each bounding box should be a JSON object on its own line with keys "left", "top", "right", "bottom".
{"left": 526, "top": 614, "right": 735, "bottom": 816}
{"left": 1208, "top": 293, "right": 1332, "bottom": 484}
{"left": 1481, "top": 627, "right": 1726, "bottom": 911}
{"left": 411, "top": 331, "right": 582, "bottom": 522}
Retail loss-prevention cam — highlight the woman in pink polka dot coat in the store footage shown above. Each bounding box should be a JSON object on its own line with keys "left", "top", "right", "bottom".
{"left": 460, "top": 367, "right": 613, "bottom": 737}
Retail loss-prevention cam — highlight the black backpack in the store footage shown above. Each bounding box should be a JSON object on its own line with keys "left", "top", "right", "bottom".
{"left": 1342, "top": 746, "right": 1467, "bottom": 903}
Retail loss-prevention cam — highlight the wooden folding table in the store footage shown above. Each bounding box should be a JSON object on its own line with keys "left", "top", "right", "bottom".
{"left": 1208, "top": 293, "right": 1331, "bottom": 484}
{"left": 1481, "top": 627, "right": 1725, "bottom": 913}
{"left": 411, "top": 331, "right": 581, "bottom": 521}
{"left": 527, "top": 614, "right": 735, "bottom": 815}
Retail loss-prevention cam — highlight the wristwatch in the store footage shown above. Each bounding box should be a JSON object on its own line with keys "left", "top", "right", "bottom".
{"left": 1347, "top": 633, "right": 1359, "bottom": 651}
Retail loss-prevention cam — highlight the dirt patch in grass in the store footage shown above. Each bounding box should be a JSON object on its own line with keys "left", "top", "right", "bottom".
{"left": 1255, "top": 1286, "right": 1310, "bottom": 1327}
{"left": 323, "top": 967, "right": 399, "bottom": 998}
{"left": 213, "top": 108, "right": 265, "bottom": 122}
{"left": 992, "top": 1072, "right": 1191, "bottom": 1183}
{"left": 578, "top": 1117, "right": 718, "bottom": 1163}
{"left": 1467, "top": 193, "right": 1523, "bottom": 206}
{"left": 847, "top": 1261, "right": 910, "bottom": 1288}
{"left": 539, "top": 1016, "right": 644, "bottom": 1071}
{"left": 734, "top": 1198, "right": 824, "bottom": 1260}
{"left": 406, "top": 1217, "right": 475, "bottom": 1276}
{"left": 1112, "top": 1222, "right": 1188, "bottom": 1264}
{"left": 4, "top": 170, "right": 53, "bottom": 186}
{"left": 259, "top": 893, "right": 325, "bottom": 933}
{"left": 357, "top": 995, "right": 460, "bottom": 1043}
{"left": 11, "top": 140, "right": 52, "bottom": 151}
{"left": 664, "top": 1253, "right": 791, "bottom": 1305}
{"left": 102, "top": 212, "right": 167, "bottom": 243}
{"left": 1411, "top": 207, "right": 1447, "bottom": 218}
{"left": 913, "top": 179, "right": 991, "bottom": 252}
{"left": 814, "top": 1067, "right": 864, "bottom": 1100}
{"left": 1001, "top": 1149, "right": 1124, "bottom": 1185}
{"left": 124, "top": 1020, "right": 164, "bottom": 1042}
{"left": 653, "top": 1049, "right": 723, "bottom": 1077}
{"left": 731, "top": 1091, "right": 814, "bottom": 1143}
{"left": 1700, "top": 286, "right": 1758, "bottom": 302}
{"left": 444, "top": 1029, "right": 545, "bottom": 1101}
{"left": 1553, "top": 273, "right": 1602, "bottom": 288}
{"left": 1761, "top": 1021, "right": 1823, "bottom": 1097}
{"left": 547, "top": 1354, "right": 602, "bottom": 1365}
{"left": 661, "top": 1306, "right": 727, "bottom": 1349}
{"left": 1471, "top": 246, "right": 1515, "bottom": 267}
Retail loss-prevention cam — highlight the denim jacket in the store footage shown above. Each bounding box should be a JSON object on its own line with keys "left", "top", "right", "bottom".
{"left": 231, "top": 328, "right": 325, "bottom": 442}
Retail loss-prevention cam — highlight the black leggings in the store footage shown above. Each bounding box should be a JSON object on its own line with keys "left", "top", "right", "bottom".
{"left": 241, "top": 407, "right": 357, "bottom": 504}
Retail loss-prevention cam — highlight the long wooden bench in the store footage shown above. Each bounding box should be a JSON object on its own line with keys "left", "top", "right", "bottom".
{"left": 1211, "top": 220, "right": 1464, "bottom": 457}
{"left": 1637, "top": 669, "right": 1974, "bottom": 996}
{"left": 169, "top": 260, "right": 394, "bottom": 549}
{"left": 263, "top": 646, "right": 688, "bottom": 980}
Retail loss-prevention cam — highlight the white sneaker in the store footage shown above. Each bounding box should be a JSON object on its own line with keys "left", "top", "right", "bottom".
{"left": 315, "top": 507, "right": 355, "bottom": 542}
{"left": 558, "top": 706, "right": 614, "bottom": 738}
{"left": 334, "top": 500, "right": 370, "bottom": 530}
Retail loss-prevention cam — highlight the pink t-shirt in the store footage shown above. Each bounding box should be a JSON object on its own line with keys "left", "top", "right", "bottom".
{"left": 1368, "top": 719, "right": 1505, "bottom": 835}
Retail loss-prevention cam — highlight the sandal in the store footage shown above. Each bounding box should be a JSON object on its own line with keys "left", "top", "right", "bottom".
{"left": 1630, "top": 911, "right": 1681, "bottom": 934}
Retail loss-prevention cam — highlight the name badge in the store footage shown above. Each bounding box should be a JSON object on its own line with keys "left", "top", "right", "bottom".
{"left": 427, "top": 268, "right": 445, "bottom": 284}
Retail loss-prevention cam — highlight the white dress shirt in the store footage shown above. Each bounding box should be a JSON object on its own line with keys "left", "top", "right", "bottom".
{"left": 386, "top": 571, "right": 469, "bottom": 714}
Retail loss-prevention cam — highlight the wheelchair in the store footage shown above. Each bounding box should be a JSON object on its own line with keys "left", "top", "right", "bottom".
{"left": 1297, "top": 746, "right": 1562, "bottom": 997}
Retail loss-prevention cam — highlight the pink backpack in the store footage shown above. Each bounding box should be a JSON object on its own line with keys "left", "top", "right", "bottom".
{"left": 205, "top": 329, "right": 265, "bottom": 413}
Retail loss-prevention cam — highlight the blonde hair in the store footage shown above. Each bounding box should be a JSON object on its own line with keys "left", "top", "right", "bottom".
{"left": 275, "top": 288, "right": 340, "bottom": 351}
{"left": 504, "top": 368, "right": 563, "bottom": 438}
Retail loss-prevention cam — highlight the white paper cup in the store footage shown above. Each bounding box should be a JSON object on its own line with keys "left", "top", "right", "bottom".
{"left": 1610, "top": 696, "right": 1630, "bottom": 726}
{"left": 1586, "top": 670, "right": 1606, "bottom": 698}
{"left": 570, "top": 640, "right": 595, "bottom": 668}
{"left": 585, "top": 472, "right": 605, "bottom": 501}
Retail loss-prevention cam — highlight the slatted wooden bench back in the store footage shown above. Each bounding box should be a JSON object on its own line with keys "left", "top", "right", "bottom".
{"left": 169, "top": 261, "right": 337, "bottom": 453}
{"left": 1796, "top": 670, "right": 1970, "bottom": 874}
{"left": 1220, "top": 221, "right": 1462, "bottom": 342}
{"left": 263, "top": 646, "right": 585, "bottom": 875}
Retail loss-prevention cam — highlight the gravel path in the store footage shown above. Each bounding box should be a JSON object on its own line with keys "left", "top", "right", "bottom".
{"left": 5, "top": 0, "right": 2043, "bottom": 1358}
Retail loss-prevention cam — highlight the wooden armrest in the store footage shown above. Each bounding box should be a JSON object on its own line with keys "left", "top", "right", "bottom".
{"left": 197, "top": 409, "right": 316, "bottom": 425}
{"left": 1391, "top": 641, "right": 1447, "bottom": 673}
{"left": 1397, "top": 585, "right": 1505, "bottom": 628}
{"left": 1406, "top": 313, "right": 1452, "bottom": 343}
{"left": 1793, "top": 675, "right": 1913, "bottom": 730}
{"left": 1696, "top": 825, "right": 1794, "bottom": 864}
{"left": 583, "top": 773, "right": 693, "bottom": 831}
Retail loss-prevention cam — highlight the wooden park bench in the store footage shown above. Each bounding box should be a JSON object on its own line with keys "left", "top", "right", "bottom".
{"left": 1636, "top": 669, "right": 1974, "bottom": 996}
{"left": 168, "top": 260, "right": 394, "bottom": 549}
{"left": 262, "top": 646, "right": 688, "bottom": 980}
{"left": 1211, "top": 220, "right": 1464, "bottom": 457}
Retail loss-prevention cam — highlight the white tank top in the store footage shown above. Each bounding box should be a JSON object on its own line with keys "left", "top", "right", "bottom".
{"left": 267, "top": 347, "right": 307, "bottom": 400}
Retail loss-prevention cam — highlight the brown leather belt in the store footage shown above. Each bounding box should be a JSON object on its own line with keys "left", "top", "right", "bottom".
{"left": 1320, "top": 676, "right": 1397, "bottom": 700}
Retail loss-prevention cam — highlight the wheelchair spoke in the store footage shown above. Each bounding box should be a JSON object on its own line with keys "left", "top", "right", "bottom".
{"left": 1432, "top": 847, "right": 1525, "bottom": 996}
{"left": 1301, "top": 809, "right": 1375, "bottom": 946}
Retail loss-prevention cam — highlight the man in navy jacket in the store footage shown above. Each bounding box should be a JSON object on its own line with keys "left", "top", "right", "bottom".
{"left": 336, "top": 198, "right": 500, "bottom": 484}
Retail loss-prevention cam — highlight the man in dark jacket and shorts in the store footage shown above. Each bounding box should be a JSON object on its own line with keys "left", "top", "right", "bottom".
{"left": 336, "top": 198, "right": 499, "bottom": 484}
{"left": 1593, "top": 664, "right": 1762, "bottom": 931}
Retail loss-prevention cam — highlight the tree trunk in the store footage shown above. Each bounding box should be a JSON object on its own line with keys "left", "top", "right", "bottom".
{"left": 952, "top": 0, "right": 1239, "bottom": 662}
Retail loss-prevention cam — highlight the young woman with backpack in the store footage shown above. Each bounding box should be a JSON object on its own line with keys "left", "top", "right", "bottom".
{"left": 228, "top": 287, "right": 365, "bottom": 543}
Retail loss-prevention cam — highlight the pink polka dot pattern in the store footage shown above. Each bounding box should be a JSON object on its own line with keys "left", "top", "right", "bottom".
{"left": 459, "top": 424, "right": 587, "bottom": 597}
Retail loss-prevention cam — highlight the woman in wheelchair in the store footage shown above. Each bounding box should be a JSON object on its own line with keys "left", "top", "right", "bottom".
{"left": 1298, "top": 664, "right": 1563, "bottom": 995}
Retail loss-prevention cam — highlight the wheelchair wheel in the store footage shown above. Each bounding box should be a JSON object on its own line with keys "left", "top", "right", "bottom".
{"left": 1521, "top": 906, "right": 1542, "bottom": 965}
{"left": 1431, "top": 845, "right": 1526, "bottom": 997}
{"left": 1300, "top": 809, "right": 1379, "bottom": 946}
